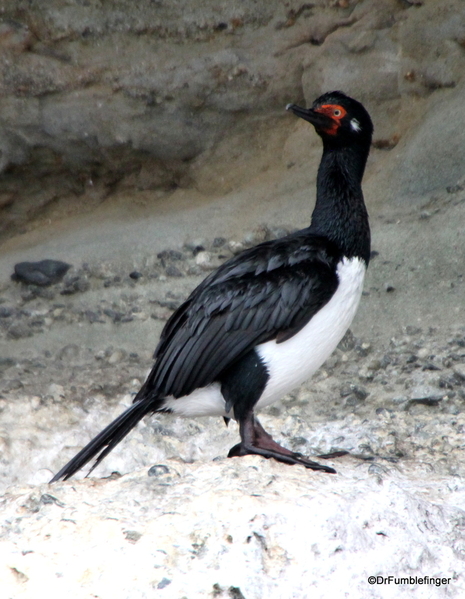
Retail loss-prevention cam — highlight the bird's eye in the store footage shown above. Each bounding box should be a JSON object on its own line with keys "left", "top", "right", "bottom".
{"left": 333, "top": 109, "right": 342, "bottom": 117}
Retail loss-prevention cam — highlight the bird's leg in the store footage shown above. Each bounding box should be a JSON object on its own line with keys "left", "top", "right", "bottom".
{"left": 228, "top": 412, "right": 336, "bottom": 474}
{"left": 220, "top": 349, "right": 335, "bottom": 473}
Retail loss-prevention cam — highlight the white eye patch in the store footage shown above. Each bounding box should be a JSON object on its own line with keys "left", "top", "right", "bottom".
{"left": 350, "top": 118, "right": 361, "bottom": 132}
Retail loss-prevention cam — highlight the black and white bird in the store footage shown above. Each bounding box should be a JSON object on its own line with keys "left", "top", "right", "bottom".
{"left": 50, "top": 91, "right": 373, "bottom": 482}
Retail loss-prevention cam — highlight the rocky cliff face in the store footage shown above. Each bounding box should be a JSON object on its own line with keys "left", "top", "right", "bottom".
{"left": 1, "top": 0, "right": 465, "bottom": 236}
{"left": 1, "top": 1, "right": 465, "bottom": 598}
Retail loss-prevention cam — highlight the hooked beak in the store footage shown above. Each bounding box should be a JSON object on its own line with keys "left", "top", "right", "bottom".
{"left": 286, "top": 103, "right": 333, "bottom": 130}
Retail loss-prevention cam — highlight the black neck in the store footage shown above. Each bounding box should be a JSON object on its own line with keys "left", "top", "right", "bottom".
{"left": 309, "top": 143, "right": 371, "bottom": 264}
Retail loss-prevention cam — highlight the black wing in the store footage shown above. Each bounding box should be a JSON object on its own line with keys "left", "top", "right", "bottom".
{"left": 136, "top": 231, "right": 341, "bottom": 400}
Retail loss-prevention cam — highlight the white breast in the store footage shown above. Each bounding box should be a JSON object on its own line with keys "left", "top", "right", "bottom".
{"left": 255, "top": 256, "right": 366, "bottom": 410}
{"left": 162, "top": 256, "right": 366, "bottom": 418}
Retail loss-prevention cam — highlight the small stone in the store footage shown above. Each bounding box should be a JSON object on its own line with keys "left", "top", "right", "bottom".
{"left": 84, "top": 310, "right": 104, "bottom": 323}
{"left": 157, "top": 578, "right": 171, "bottom": 590}
{"left": 129, "top": 271, "right": 143, "bottom": 280}
{"left": 195, "top": 251, "right": 213, "bottom": 269}
{"left": 417, "top": 347, "right": 430, "bottom": 359}
{"left": 103, "top": 309, "right": 124, "bottom": 322}
{"left": 124, "top": 530, "right": 142, "bottom": 544}
{"left": 358, "top": 368, "right": 374, "bottom": 381}
{"left": 158, "top": 297, "right": 180, "bottom": 310}
{"left": 242, "top": 226, "right": 269, "bottom": 245}
{"left": 133, "top": 311, "right": 148, "bottom": 321}
{"left": 340, "top": 384, "right": 369, "bottom": 400}
{"left": 338, "top": 329, "right": 357, "bottom": 351}
{"left": 60, "top": 274, "right": 90, "bottom": 295}
{"left": 344, "top": 394, "right": 360, "bottom": 407}
{"left": 165, "top": 265, "right": 183, "bottom": 277}
{"left": 148, "top": 464, "right": 170, "bottom": 477}
{"left": 408, "top": 396, "right": 443, "bottom": 407}
{"left": 366, "top": 359, "right": 382, "bottom": 371}
{"left": 453, "top": 364, "right": 465, "bottom": 381}
{"left": 228, "top": 240, "right": 245, "bottom": 254}
{"left": 12, "top": 260, "right": 71, "bottom": 286}
{"left": 0, "top": 357, "right": 16, "bottom": 370}
{"left": 268, "top": 226, "right": 292, "bottom": 239}
{"left": 405, "top": 326, "right": 422, "bottom": 335}
{"left": 157, "top": 249, "right": 184, "bottom": 264}
{"left": 212, "top": 237, "right": 226, "bottom": 248}
{"left": 356, "top": 342, "right": 372, "bottom": 357}
{"left": 21, "top": 287, "right": 55, "bottom": 301}
{"left": 183, "top": 239, "right": 207, "bottom": 253}
{"left": 150, "top": 307, "right": 172, "bottom": 321}
{"left": 29, "top": 396, "right": 41, "bottom": 409}
{"left": 108, "top": 350, "right": 126, "bottom": 364}
{"left": 192, "top": 245, "right": 205, "bottom": 256}
{"left": 7, "top": 323, "right": 33, "bottom": 339}
{"left": 48, "top": 383, "right": 65, "bottom": 401}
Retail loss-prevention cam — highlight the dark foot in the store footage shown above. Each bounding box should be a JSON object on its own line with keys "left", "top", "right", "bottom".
{"left": 228, "top": 441, "right": 336, "bottom": 473}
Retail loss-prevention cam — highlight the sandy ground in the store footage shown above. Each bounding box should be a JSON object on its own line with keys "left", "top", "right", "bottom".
{"left": 0, "top": 121, "right": 464, "bottom": 349}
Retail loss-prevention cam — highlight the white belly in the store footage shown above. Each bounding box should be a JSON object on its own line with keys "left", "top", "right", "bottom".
{"left": 162, "top": 257, "right": 366, "bottom": 418}
{"left": 255, "top": 256, "right": 366, "bottom": 409}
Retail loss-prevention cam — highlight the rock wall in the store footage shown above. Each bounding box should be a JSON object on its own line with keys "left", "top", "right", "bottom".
{"left": 1, "top": 0, "right": 465, "bottom": 236}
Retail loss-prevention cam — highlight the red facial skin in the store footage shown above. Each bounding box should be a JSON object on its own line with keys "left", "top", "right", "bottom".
{"left": 314, "top": 104, "right": 347, "bottom": 135}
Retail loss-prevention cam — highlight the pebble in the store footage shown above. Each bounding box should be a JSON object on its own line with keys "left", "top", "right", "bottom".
{"left": 7, "top": 323, "right": 33, "bottom": 339}
{"left": 417, "top": 347, "right": 430, "bottom": 359}
{"left": 183, "top": 239, "right": 207, "bottom": 253}
{"left": 340, "top": 384, "right": 369, "bottom": 400}
{"left": 0, "top": 357, "right": 16, "bottom": 372}
{"left": 103, "top": 309, "right": 124, "bottom": 322}
{"left": 48, "top": 383, "right": 65, "bottom": 401}
{"left": 147, "top": 464, "right": 170, "bottom": 477}
{"left": 194, "top": 251, "right": 212, "bottom": 269}
{"left": 108, "top": 349, "right": 126, "bottom": 364}
{"left": 150, "top": 306, "right": 172, "bottom": 320}
{"left": 157, "top": 249, "right": 184, "bottom": 264}
{"left": 0, "top": 306, "right": 14, "bottom": 318}
{"left": 228, "top": 240, "right": 245, "bottom": 254}
{"left": 60, "top": 275, "right": 90, "bottom": 295}
{"left": 12, "top": 260, "right": 71, "bottom": 286}
{"left": 29, "top": 396, "right": 41, "bottom": 409}
{"left": 165, "top": 265, "right": 183, "bottom": 277}
{"left": 453, "top": 364, "right": 465, "bottom": 381}
{"left": 242, "top": 226, "right": 268, "bottom": 245}
{"left": 56, "top": 345, "right": 81, "bottom": 361}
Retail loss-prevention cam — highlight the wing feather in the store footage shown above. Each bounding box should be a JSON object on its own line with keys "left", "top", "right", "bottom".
{"left": 137, "top": 231, "right": 341, "bottom": 401}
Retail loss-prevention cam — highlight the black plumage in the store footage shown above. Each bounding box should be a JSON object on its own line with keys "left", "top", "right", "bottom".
{"left": 50, "top": 91, "right": 373, "bottom": 482}
{"left": 147, "top": 233, "right": 341, "bottom": 399}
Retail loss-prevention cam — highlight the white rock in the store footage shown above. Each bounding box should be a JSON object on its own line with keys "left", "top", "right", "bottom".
{"left": 0, "top": 460, "right": 464, "bottom": 599}
{"left": 194, "top": 251, "right": 212, "bottom": 269}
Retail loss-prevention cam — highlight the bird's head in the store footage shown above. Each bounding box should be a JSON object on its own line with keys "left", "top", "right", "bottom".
{"left": 286, "top": 91, "right": 373, "bottom": 146}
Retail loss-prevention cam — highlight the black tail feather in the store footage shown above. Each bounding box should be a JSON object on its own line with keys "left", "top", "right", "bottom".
{"left": 50, "top": 398, "right": 156, "bottom": 482}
